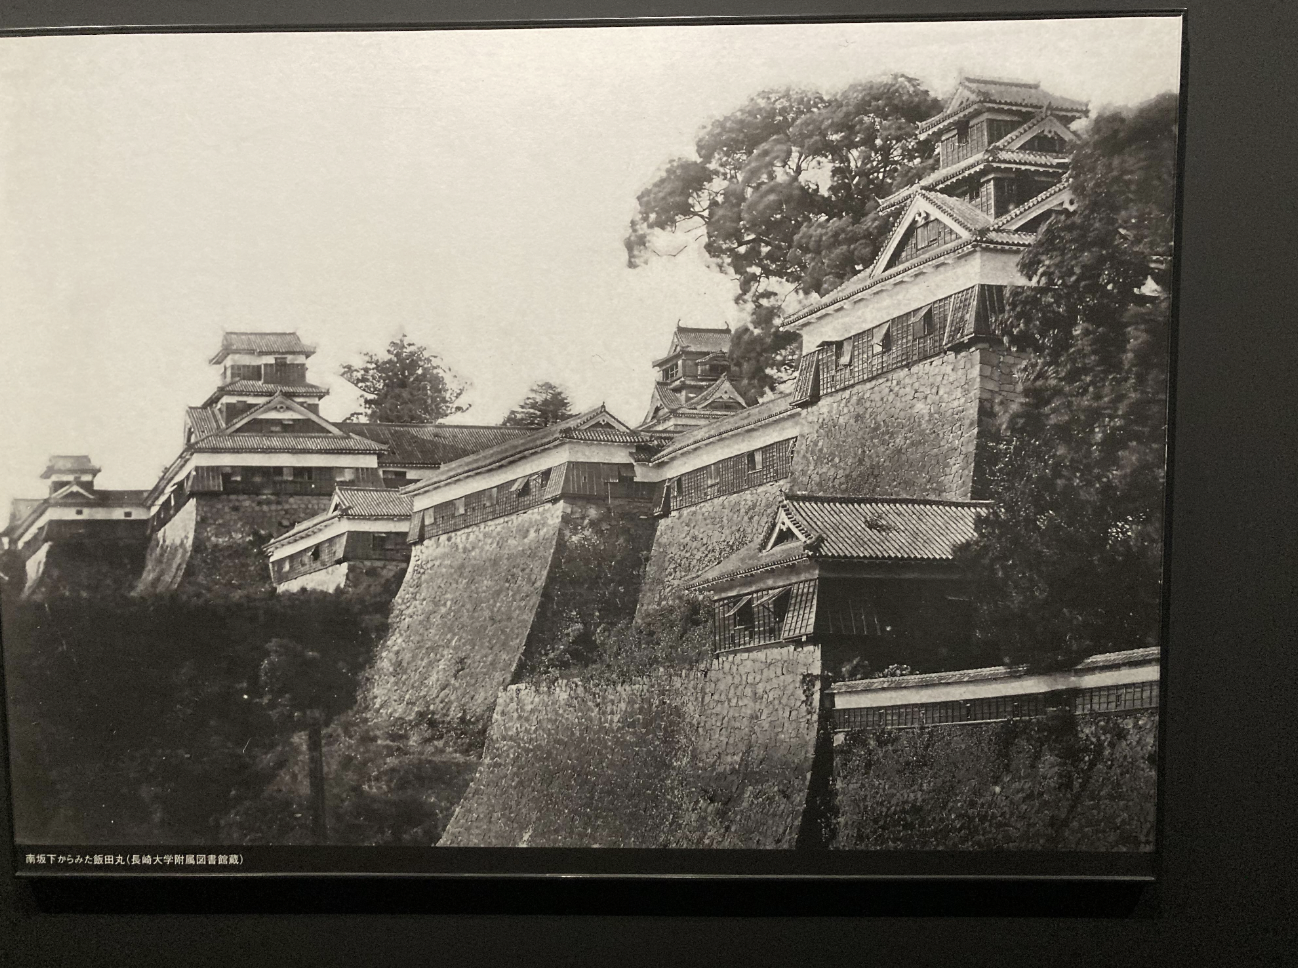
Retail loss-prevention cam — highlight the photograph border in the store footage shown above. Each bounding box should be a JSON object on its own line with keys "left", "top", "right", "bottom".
{"left": 0, "top": 0, "right": 1217, "bottom": 922}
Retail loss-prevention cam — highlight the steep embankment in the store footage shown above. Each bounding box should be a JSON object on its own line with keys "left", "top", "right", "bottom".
{"left": 134, "top": 495, "right": 330, "bottom": 595}
{"left": 636, "top": 482, "right": 786, "bottom": 613}
{"left": 831, "top": 711, "right": 1158, "bottom": 850}
{"left": 359, "top": 502, "right": 566, "bottom": 743}
{"left": 440, "top": 643, "right": 823, "bottom": 848}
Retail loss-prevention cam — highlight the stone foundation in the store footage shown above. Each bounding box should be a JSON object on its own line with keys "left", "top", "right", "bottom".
{"left": 636, "top": 481, "right": 787, "bottom": 614}
{"left": 21, "top": 537, "right": 149, "bottom": 601}
{"left": 790, "top": 344, "right": 1023, "bottom": 500}
{"left": 440, "top": 643, "right": 823, "bottom": 847}
{"left": 134, "top": 494, "right": 331, "bottom": 596}
{"left": 359, "top": 498, "right": 657, "bottom": 747}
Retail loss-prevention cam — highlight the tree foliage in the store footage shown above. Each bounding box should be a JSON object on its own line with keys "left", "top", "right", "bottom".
{"left": 502, "top": 381, "right": 576, "bottom": 429}
{"left": 958, "top": 93, "right": 1178, "bottom": 671}
{"left": 627, "top": 76, "right": 942, "bottom": 398}
{"left": 1, "top": 582, "right": 392, "bottom": 843}
{"left": 341, "top": 335, "right": 468, "bottom": 423}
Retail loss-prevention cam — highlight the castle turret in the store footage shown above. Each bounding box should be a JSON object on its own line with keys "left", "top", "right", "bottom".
{"left": 40, "top": 455, "right": 101, "bottom": 496}
{"left": 640, "top": 324, "right": 748, "bottom": 433}
{"left": 204, "top": 331, "right": 327, "bottom": 426}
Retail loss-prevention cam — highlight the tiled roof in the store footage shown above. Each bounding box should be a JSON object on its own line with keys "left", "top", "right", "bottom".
{"left": 203, "top": 380, "right": 329, "bottom": 405}
{"left": 784, "top": 494, "right": 987, "bottom": 560}
{"left": 209, "top": 331, "right": 314, "bottom": 364}
{"left": 186, "top": 406, "right": 225, "bottom": 439}
{"left": 648, "top": 394, "right": 798, "bottom": 463}
{"left": 982, "top": 230, "right": 1038, "bottom": 246}
{"left": 8, "top": 497, "right": 43, "bottom": 525}
{"left": 404, "top": 406, "right": 647, "bottom": 494}
{"left": 333, "top": 486, "right": 412, "bottom": 518}
{"left": 830, "top": 647, "right": 1161, "bottom": 694}
{"left": 922, "top": 191, "right": 992, "bottom": 232}
{"left": 688, "top": 375, "right": 748, "bottom": 411}
{"left": 1077, "top": 647, "right": 1162, "bottom": 669}
{"left": 918, "top": 78, "right": 1088, "bottom": 137}
{"left": 3, "top": 488, "right": 149, "bottom": 540}
{"left": 339, "top": 423, "right": 530, "bottom": 468}
{"left": 674, "top": 325, "right": 732, "bottom": 354}
{"left": 262, "top": 507, "right": 339, "bottom": 551}
{"left": 94, "top": 489, "right": 149, "bottom": 507}
{"left": 784, "top": 220, "right": 1039, "bottom": 328}
{"left": 4, "top": 498, "right": 45, "bottom": 536}
{"left": 690, "top": 494, "right": 990, "bottom": 587}
{"left": 879, "top": 150, "right": 1069, "bottom": 214}
{"left": 785, "top": 235, "right": 972, "bottom": 325}
{"left": 189, "top": 433, "right": 387, "bottom": 454}
{"left": 41, "top": 455, "right": 100, "bottom": 478}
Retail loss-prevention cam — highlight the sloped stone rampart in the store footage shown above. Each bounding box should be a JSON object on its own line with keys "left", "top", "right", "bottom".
{"left": 439, "top": 643, "right": 822, "bottom": 848}
{"left": 522, "top": 501, "right": 659, "bottom": 673}
{"left": 134, "top": 498, "right": 197, "bottom": 595}
{"left": 134, "top": 495, "right": 331, "bottom": 596}
{"left": 22, "top": 537, "right": 149, "bottom": 601}
{"left": 636, "top": 482, "right": 786, "bottom": 613}
{"left": 359, "top": 501, "right": 566, "bottom": 739}
{"left": 790, "top": 345, "right": 1022, "bottom": 500}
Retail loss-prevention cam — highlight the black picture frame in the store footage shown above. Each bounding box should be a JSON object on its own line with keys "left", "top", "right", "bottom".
{"left": 0, "top": 1, "right": 1292, "bottom": 960}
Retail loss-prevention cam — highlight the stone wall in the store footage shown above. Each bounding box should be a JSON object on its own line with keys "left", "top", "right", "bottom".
{"left": 636, "top": 481, "right": 787, "bottom": 613}
{"left": 22, "top": 536, "right": 149, "bottom": 601}
{"left": 277, "top": 561, "right": 350, "bottom": 594}
{"left": 359, "top": 501, "right": 566, "bottom": 744}
{"left": 439, "top": 643, "right": 823, "bottom": 848}
{"left": 134, "top": 495, "right": 330, "bottom": 596}
{"left": 831, "top": 710, "right": 1158, "bottom": 850}
{"left": 521, "top": 501, "right": 659, "bottom": 673}
{"left": 133, "top": 499, "right": 197, "bottom": 595}
{"left": 790, "top": 344, "right": 1023, "bottom": 500}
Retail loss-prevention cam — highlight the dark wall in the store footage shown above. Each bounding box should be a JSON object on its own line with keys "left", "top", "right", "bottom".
{"left": 831, "top": 711, "right": 1158, "bottom": 850}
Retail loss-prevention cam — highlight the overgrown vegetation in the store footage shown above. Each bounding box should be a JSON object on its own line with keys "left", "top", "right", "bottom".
{"left": 523, "top": 593, "right": 714, "bottom": 684}
{"left": 958, "top": 93, "right": 1177, "bottom": 671}
{"left": 627, "top": 75, "right": 942, "bottom": 399}
{"left": 832, "top": 711, "right": 1158, "bottom": 850}
{"left": 341, "top": 334, "right": 469, "bottom": 423}
{"left": 2, "top": 578, "right": 398, "bottom": 844}
{"left": 502, "top": 380, "right": 576, "bottom": 429}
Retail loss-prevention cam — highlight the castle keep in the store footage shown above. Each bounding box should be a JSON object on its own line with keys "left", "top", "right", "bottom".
{"left": 4, "top": 78, "right": 1162, "bottom": 846}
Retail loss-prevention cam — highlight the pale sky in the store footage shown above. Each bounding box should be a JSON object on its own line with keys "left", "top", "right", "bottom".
{"left": 0, "top": 17, "right": 1182, "bottom": 507}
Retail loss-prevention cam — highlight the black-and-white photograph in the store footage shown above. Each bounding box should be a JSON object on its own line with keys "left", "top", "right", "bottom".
{"left": 1, "top": 14, "right": 1181, "bottom": 870}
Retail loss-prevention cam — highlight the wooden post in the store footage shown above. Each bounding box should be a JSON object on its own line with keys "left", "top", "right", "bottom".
{"left": 307, "top": 717, "right": 327, "bottom": 844}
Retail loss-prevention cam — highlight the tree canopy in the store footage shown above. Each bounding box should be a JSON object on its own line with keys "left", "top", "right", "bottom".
{"left": 627, "top": 76, "right": 942, "bottom": 398}
{"left": 958, "top": 92, "right": 1179, "bottom": 671}
{"left": 502, "top": 381, "right": 576, "bottom": 429}
{"left": 341, "top": 335, "right": 468, "bottom": 423}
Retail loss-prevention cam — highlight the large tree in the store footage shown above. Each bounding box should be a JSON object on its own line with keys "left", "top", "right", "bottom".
{"left": 958, "top": 93, "right": 1179, "bottom": 671}
{"left": 627, "top": 76, "right": 942, "bottom": 399}
{"left": 341, "top": 335, "right": 468, "bottom": 423}
{"left": 502, "top": 381, "right": 576, "bottom": 429}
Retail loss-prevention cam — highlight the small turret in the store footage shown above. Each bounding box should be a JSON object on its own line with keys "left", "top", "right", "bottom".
{"left": 40, "top": 455, "right": 100, "bottom": 495}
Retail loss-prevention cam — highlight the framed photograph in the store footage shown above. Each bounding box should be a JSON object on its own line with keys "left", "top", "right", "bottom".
{"left": 1, "top": 10, "right": 1182, "bottom": 891}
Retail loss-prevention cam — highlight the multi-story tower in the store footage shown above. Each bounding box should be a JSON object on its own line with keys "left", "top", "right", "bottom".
{"left": 779, "top": 75, "right": 1088, "bottom": 502}
{"left": 135, "top": 331, "right": 389, "bottom": 593}
{"left": 640, "top": 324, "right": 749, "bottom": 434}
{"left": 644, "top": 77, "right": 1089, "bottom": 675}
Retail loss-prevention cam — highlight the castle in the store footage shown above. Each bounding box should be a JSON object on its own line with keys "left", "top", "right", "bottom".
{"left": 4, "top": 79, "right": 1162, "bottom": 846}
